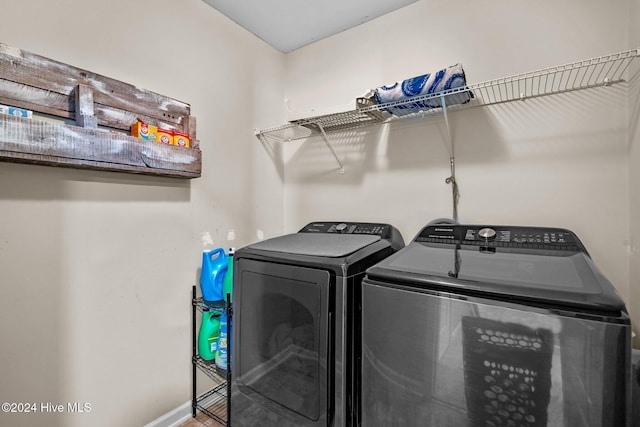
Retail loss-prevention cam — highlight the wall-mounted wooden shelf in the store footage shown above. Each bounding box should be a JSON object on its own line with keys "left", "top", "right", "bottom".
{"left": 0, "top": 42, "right": 201, "bottom": 178}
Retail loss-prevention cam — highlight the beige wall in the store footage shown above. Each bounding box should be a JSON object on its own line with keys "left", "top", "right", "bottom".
{"left": 282, "top": 0, "right": 635, "bottom": 333}
{"left": 0, "top": 0, "right": 285, "bottom": 426}
{"left": 0, "top": 1, "right": 638, "bottom": 425}
{"left": 629, "top": 0, "right": 640, "bottom": 347}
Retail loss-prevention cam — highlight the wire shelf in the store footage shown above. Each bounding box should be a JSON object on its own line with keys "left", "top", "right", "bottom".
{"left": 194, "top": 355, "right": 228, "bottom": 383}
{"left": 256, "top": 48, "right": 639, "bottom": 142}
{"left": 196, "top": 382, "right": 228, "bottom": 425}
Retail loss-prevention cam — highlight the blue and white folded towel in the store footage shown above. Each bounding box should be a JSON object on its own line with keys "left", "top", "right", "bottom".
{"left": 373, "top": 63, "right": 473, "bottom": 116}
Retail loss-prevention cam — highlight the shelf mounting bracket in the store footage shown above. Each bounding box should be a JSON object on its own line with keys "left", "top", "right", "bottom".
{"left": 317, "top": 123, "right": 345, "bottom": 174}
{"left": 440, "top": 94, "right": 453, "bottom": 158}
{"left": 440, "top": 94, "right": 459, "bottom": 223}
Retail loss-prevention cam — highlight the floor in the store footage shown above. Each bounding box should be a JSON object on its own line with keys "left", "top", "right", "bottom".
{"left": 178, "top": 411, "right": 226, "bottom": 427}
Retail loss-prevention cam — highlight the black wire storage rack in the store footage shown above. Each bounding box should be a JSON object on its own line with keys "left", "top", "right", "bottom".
{"left": 192, "top": 286, "right": 231, "bottom": 425}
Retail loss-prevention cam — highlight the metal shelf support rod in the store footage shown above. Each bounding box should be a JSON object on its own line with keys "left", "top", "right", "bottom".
{"left": 447, "top": 157, "right": 459, "bottom": 223}
{"left": 440, "top": 94, "right": 453, "bottom": 158}
{"left": 440, "top": 94, "right": 459, "bottom": 223}
{"left": 317, "top": 123, "right": 345, "bottom": 174}
{"left": 192, "top": 286, "right": 197, "bottom": 418}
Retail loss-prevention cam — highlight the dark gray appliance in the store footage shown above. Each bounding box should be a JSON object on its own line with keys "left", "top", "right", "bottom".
{"left": 361, "top": 223, "right": 631, "bottom": 427}
{"left": 230, "top": 221, "right": 404, "bottom": 427}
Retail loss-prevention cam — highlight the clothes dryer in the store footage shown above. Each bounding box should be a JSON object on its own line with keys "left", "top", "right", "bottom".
{"left": 231, "top": 221, "right": 404, "bottom": 427}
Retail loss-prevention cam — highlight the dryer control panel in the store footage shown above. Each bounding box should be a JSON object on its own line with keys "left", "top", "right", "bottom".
{"left": 300, "top": 221, "right": 392, "bottom": 237}
{"left": 415, "top": 224, "right": 587, "bottom": 253}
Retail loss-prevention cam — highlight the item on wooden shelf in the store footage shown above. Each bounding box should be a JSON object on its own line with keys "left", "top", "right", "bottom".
{"left": 200, "top": 248, "right": 228, "bottom": 303}
{"left": 0, "top": 104, "right": 32, "bottom": 118}
{"left": 372, "top": 63, "right": 473, "bottom": 116}
{"left": 198, "top": 309, "right": 221, "bottom": 362}
{"left": 130, "top": 120, "right": 158, "bottom": 140}
{"left": 156, "top": 128, "right": 174, "bottom": 145}
{"left": 173, "top": 131, "right": 190, "bottom": 148}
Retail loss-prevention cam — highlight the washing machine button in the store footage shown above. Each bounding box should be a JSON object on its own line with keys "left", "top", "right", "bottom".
{"left": 335, "top": 223, "right": 348, "bottom": 233}
{"left": 478, "top": 228, "right": 497, "bottom": 240}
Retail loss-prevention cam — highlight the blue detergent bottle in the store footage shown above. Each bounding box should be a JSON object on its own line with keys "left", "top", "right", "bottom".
{"left": 200, "top": 248, "right": 228, "bottom": 303}
{"left": 215, "top": 312, "right": 229, "bottom": 370}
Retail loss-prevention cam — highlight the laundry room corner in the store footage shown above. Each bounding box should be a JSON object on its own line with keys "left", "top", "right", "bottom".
{"left": 1, "top": 0, "right": 639, "bottom": 426}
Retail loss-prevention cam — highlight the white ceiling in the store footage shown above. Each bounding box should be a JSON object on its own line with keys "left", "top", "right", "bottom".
{"left": 201, "top": 0, "right": 419, "bottom": 53}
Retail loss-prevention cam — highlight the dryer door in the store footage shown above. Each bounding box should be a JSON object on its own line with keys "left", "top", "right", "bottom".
{"left": 232, "top": 258, "right": 332, "bottom": 427}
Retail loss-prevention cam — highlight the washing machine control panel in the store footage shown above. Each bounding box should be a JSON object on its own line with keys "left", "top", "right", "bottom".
{"left": 415, "top": 224, "right": 586, "bottom": 252}
{"left": 300, "top": 222, "right": 392, "bottom": 237}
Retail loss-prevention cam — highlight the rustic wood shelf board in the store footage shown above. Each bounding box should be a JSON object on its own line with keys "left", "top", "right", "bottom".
{"left": 0, "top": 42, "right": 201, "bottom": 178}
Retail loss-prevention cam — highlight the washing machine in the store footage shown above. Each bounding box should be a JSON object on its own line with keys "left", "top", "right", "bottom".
{"left": 230, "top": 221, "right": 404, "bottom": 427}
{"left": 361, "top": 223, "right": 631, "bottom": 427}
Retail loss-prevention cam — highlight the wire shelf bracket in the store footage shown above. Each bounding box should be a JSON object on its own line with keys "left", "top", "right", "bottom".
{"left": 317, "top": 123, "right": 345, "bottom": 173}
{"left": 439, "top": 94, "right": 460, "bottom": 223}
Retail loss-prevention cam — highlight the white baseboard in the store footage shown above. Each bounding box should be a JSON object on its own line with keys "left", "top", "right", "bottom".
{"left": 144, "top": 400, "right": 192, "bottom": 427}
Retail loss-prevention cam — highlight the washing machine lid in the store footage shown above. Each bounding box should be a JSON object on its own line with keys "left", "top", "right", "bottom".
{"left": 366, "top": 224, "right": 627, "bottom": 314}
{"left": 247, "top": 233, "right": 381, "bottom": 258}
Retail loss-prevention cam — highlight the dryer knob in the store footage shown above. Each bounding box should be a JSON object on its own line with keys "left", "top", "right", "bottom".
{"left": 478, "top": 228, "right": 497, "bottom": 240}
{"left": 335, "top": 223, "right": 348, "bottom": 233}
